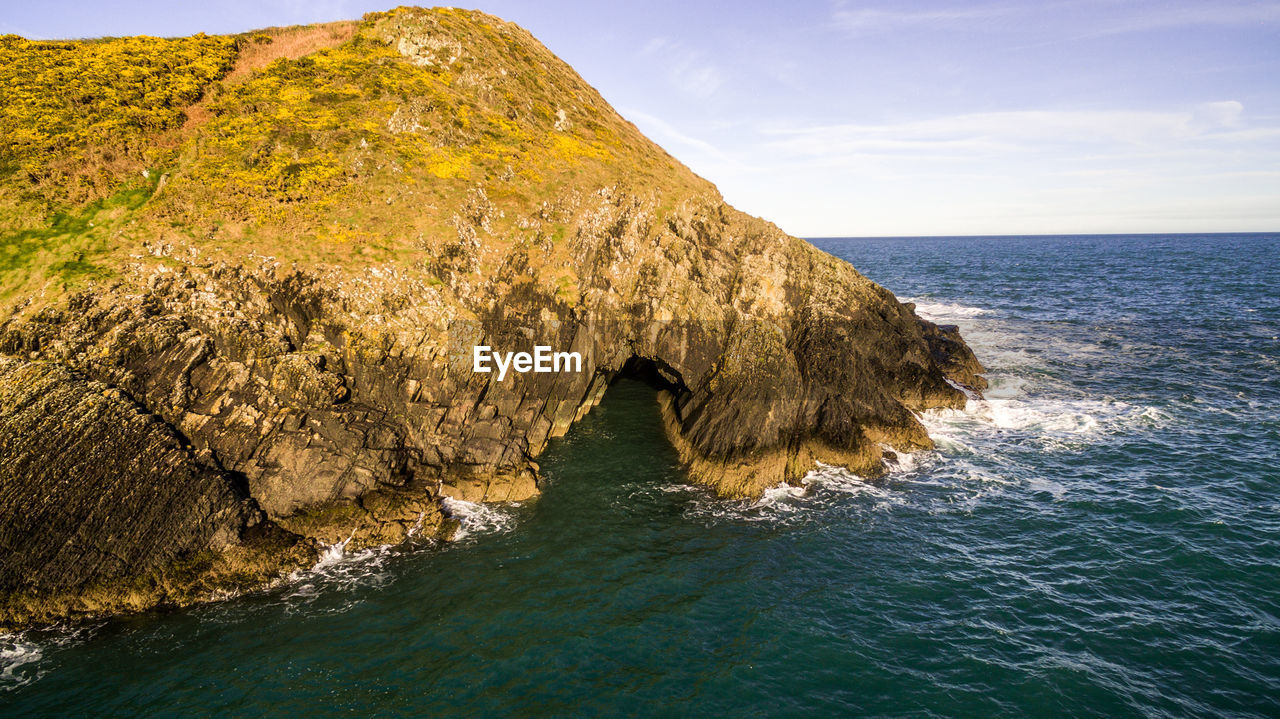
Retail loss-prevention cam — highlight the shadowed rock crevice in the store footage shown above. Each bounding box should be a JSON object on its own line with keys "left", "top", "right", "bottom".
{"left": 617, "top": 355, "right": 687, "bottom": 395}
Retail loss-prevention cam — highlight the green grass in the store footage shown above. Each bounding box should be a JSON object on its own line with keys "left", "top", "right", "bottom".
{"left": 0, "top": 175, "right": 158, "bottom": 301}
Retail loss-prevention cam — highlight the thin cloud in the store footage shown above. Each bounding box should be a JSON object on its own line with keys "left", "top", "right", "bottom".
{"left": 999, "top": 0, "right": 1280, "bottom": 49}
{"left": 640, "top": 36, "right": 724, "bottom": 98}
{"left": 621, "top": 107, "right": 762, "bottom": 178}
{"left": 1085, "top": 0, "right": 1280, "bottom": 36}
{"left": 624, "top": 108, "right": 730, "bottom": 159}
{"left": 830, "top": 1, "right": 1018, "bottom": 33}
{"left": 763, "top": 103, "right": 1271, "bottom": 159}
{"left": 0, "top": 20, "right": 35, "bottom": 37}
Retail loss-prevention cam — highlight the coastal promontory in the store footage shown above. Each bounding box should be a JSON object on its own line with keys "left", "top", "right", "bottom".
{"left": 0, "top": 7, "right": 983, "bottom": 628}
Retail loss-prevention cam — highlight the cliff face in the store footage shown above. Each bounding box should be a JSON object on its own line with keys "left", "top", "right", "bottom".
{"left": 0, "top": 7, "right": 984, "bottom": 628}
{"left": 0, "top": 357, "right": 318, "bottom": 626}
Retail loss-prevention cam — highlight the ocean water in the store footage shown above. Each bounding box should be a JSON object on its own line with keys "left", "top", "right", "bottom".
{"left": 3, "top": 233, "right": 1279, "bottom": 717}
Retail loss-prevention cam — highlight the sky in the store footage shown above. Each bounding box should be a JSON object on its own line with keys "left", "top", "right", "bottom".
{"left": 4, "top": 1, "right": 1279, "bottom": 236}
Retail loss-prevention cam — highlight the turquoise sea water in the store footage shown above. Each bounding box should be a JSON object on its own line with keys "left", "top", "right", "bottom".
{"left": 3, "top": 233, "right": 1279, "bottom": 717}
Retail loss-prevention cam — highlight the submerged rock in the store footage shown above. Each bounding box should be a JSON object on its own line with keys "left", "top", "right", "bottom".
{"left": 0, "top": 7, "right": 984, "bottom": 627}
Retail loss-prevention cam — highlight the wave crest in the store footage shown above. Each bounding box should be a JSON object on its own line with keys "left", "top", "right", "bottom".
{"left": 441, "top": 497, "right": 520, "bottom": 540}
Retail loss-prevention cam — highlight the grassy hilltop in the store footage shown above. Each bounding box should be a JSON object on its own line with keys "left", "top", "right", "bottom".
{"left": 0, "top": 7, "right": 707, "bottom": 310}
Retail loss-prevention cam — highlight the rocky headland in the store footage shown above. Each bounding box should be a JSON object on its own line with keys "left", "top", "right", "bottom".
{"left": 0, "top": 7, "right": 984, "bottom": 629}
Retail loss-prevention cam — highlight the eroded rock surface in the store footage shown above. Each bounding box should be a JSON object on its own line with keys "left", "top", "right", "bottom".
{"left": 0, "top": 358, "right": 314, "bottom": 627}
{"left": 0, "top": 8, "right": 984, "bottom": 628}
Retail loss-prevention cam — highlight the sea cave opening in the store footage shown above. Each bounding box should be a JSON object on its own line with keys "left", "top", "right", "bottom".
{"left": 613, "top": 355, "right": 686, "bottom": 395}
{"left": 532, "top": 353, "right": 692, "bottom": 500}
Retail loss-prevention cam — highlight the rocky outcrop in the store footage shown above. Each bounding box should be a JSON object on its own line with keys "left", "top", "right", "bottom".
{"left": 0, "top": 8, "right": 985, "bottom": 628}
{"left": 0, "top": 357, "right": 314, "bottom": 627}
{"left": 2, "top": 196, "right": 981, "bottom": 512}
{"left": 917, "top": 316, "right": 988, "bottom": 395}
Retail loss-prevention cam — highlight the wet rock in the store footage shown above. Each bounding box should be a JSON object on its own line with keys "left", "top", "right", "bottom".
{"left": 919, "top": 321, "right": 989, "bottom": 394}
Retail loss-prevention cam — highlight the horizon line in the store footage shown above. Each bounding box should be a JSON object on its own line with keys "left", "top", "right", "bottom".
{"left": 804, "top": 230, "right": 1280, "bottom": 240}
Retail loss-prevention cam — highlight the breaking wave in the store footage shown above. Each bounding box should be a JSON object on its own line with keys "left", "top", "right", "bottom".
{"left": 441, "top": 497, "right": 520, "bottom": 541}
{"left": 280, "top": 541, "right": 398, "bottom": 609}
{"left": 678, "top": 295, "right": 1177, "bottom": 525}
{"left": 906, "top": 299, "right": 993, "bottom": 321}
{"left": 923, "top": 396, "right": 1170, "bottom": 444}
{"left": 679, "top": 462, "right": 908, "bottom": 526}
{"left": 0, "top": 634, "right": 43, "bottom": 691}
{"left": 0, "top": 628, "right": 92, "bottom": 693}
{"left": 279, "top": 511, "right": 447, "bottom": 610}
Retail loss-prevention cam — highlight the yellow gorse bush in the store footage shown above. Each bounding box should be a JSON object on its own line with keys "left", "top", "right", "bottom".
{"left": 179, "top": 22, "right": 616, "bottom": 220}
{"left": 0, "top": 33, "right": 237, "bottom": 173}
{"left": 1, "top": 7, "right": 694, "bottom": 295}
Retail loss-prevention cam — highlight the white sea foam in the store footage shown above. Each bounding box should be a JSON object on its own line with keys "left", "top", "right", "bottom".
{"left": 754, "top": 482, "right": 807, "bottom": 509}
{"left": 763, "top": 463, "right": 900, "bottom": 506}
{"left": 682, "top": 461, "right": 911, "bottom": 525}
{"left": 894, "top": 297, "right": 1178, "bottom": 505}
{"left": 1137, "top": 406, "right": 1172, "bottom": 425}
{"left": 881, "top": 445, "right": 925, "bottom": 474}
{"left": 983, "top": 374, "right": 1030, "bottom": 400}
{"left": 0, "top": 627, "right": 93, "bottom": 692}
{"left": 975, "top": 398, "right": 1100, "bottom": 434}
{"left": 281, "top": 512, "right": 438, "bottom": 604}
{"left": 441, "top": 497, "right": 519, "bottom": 540}
{"left": 0, "top": 634, "right": 43, "bottom": 691}
{"left": 681, "top": 296, "right": 1176, "bottom": 523}
{"left": 804, "top": 463, "right": 901, "bottom": 504}
{"left": 924, "top": 396, "right": 1169, "bottom": 442}
{"left": 315, "top": 536, "right": 354, "bottom": 568}
{"left": 904, "top": 298, "right": 1049, "bottom": 377}
{"left": 907, "top": 299, "right": 993, "bottom": 321}
{"left": 1025, "top": 476, "right": 1069, "bottom": 501}
{"left": 6, "top": 515, "right": 453, "bottom": 685}
{"left": 677, "top": 296, "right": 1172, "bottom": 521}
{"left": 282, "top": 539, "right": 396, "bottom": 605}
{"left": 916, "top": 412, "right": 979, "bottom": 454}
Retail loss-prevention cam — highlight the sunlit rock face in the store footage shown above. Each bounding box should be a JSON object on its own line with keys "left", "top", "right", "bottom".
{"left": 0, "top": 7, "right": 982, "bottom": 628}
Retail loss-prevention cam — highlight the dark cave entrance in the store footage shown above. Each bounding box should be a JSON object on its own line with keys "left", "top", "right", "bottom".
{"left": 613, "top": 355, "right": 686, "bottom": 396}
